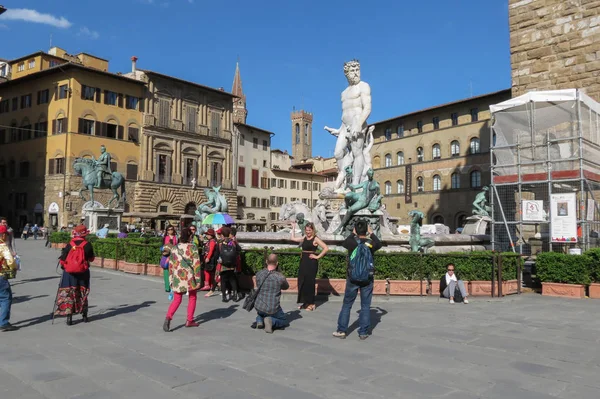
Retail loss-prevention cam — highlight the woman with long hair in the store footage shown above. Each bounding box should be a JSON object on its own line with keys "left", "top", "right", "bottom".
{"left": 55, "top": 224, "right": 94, "bottom": 326}
{"left": 200, "top": 228, "right": 219, "bottom": 297}
{"left": 163, "top": 227, "right": 202, "bottom": 331}
{"left": 161, "top": 225, "right": 178, "bottom": 292}
{"left": 290, "top": 222, "right": 328, "bottom": 311}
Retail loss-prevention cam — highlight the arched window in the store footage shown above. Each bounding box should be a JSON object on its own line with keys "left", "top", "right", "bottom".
{"left": 385, "top": 181, "right": 392, "bottom": 195}
{"left": 451, "top": 173, "right": 460, "bottom": 189}
{"left": 433, "top": 215, "right": 444, "bottom": 224}
{"left": 372, "top": 155, "right": 381, "bottom": 169}
{"left": 397, "top": 151, "right": 404, "bottom": 165}
{"left": 295, "top": 123, "right": 300, "bottom": 144}
{"left": 432, "top": 144, "right": 441, "bottom": 159}
{"left": 470, "top": 170, "right": 481, "bottom": 188}
{"left": 470, "top": 138, "right": 480, "bottom": 154}
{"left": 433, "top": 175, "right": 441, "bottom": 191}
{"left": 385, "top": 153, "right": 392, "bottom": 167}
{"left": 304, "top": 123, "right": 309, "bottom": 143}
{"left": 397, "top": 179, "right": 404, "bottom": 194}
{"left": 417, "top": 176, "right": 424, "bottom": 192}
{"left": 416, "top": 147, "right": 424, "bottom": 162}
{"left": 451, "top": 140, "right": 460, "bottom": 156}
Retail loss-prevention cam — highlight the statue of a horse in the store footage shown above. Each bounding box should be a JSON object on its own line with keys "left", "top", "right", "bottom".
{"left": 408, "top": 210, "right": 434, "bottom": 253}
{"left": 73, "top": 158, "right": 126, "bottom": 208}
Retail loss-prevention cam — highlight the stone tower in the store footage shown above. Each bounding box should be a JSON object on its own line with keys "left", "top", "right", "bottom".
{"left": 291, "top": 110, "right": 313, "bottom": 163}
{"left": 509, "top": 0, "right": 600, "bottom": 101}
{"left": 232, "top": 61, "right": 247, "bottom": 124}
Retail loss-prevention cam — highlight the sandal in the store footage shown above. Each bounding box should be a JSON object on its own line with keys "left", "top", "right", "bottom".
{"left": 305, "top": 304, "right": 316, "bottom": 311}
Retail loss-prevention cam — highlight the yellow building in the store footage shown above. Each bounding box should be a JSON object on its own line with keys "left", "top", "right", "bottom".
{"left": 0, "top": 48, "right": 144, "bottom": 229}
{"left": 371, "top": 89, "right": 511, "bottom": 231}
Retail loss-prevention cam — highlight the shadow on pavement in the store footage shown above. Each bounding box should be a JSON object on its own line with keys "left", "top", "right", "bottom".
{"left": 346, "top": 306, "right": 388, "bottom": 335}
{"left": 91, "top": 300, "right": 156, "bottom": 322}
{"left": 11, "top": 276, "right": 60, "bottom": 286}
{"left": 173, "top": 304, "right": 240, "bottom": 331}
{"left": 285, "top": 309, "right": 303, "bottom": 325}
{"left": 14, "top": 313, "right": 54, "bottom": 328}
{"left": 13, "top": 294, "right": 49, "bottom": 304}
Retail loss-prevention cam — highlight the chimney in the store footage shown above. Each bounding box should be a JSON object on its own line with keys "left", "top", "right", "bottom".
{"left": 131, "top": 56, "right": 138, "bottom": 73}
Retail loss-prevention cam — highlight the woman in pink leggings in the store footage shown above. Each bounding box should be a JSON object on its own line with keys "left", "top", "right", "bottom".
{"left": 163, "top": 227, "right": 202, "bottom": 332}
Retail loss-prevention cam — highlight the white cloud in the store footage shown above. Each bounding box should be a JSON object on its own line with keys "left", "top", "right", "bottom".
{"left": 78, "top": 26, "right": 100, "bottom": 40}
{"left": 0, "top": 8, "right": 72, "bottom": 28}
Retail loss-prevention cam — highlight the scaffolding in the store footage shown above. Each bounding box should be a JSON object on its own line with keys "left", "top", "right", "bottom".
{"left": 490, "top": 89, "right": 600, "bottom": 254}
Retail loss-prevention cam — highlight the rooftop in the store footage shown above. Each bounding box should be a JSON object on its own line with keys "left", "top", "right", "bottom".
{"left": 235, "top": 122, "right": 275, "bottom": 136}
{"left": 374, "top": 88, "right": 511, "bottom": 126}
{"left": 141, "top": 69, "right": 237, "bottom": 98}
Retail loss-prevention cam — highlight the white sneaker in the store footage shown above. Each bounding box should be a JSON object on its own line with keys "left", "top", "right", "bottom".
{"left": 463, "top": 298, "right": 469, "bottom": 304}
{"left": 449, "top": 299, "right": 455, "bottom": 304}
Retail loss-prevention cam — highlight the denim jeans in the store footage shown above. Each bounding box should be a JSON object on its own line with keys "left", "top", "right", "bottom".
{"left": 336, "top": 279, "right": 373, "bottom": 336}
{"left": 256, "top": 307, "right": 288, "bottom": 329}
{"left": 0, "top": 277, "right": 13, "bottom": 327}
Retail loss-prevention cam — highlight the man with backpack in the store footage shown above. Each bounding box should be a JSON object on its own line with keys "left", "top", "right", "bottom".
{"left": 55, "top": 224, "right": 95, "bottom": 326}
{"left": 218, "top": 226, "right": 242, "bottom": 303}
{"left": 333, "top": 219, "right": 382, "bottom": 340}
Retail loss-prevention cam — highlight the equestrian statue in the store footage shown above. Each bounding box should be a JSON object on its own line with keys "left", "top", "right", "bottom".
{"left": 73, "top": 145, "right": 126, "bottom": 208}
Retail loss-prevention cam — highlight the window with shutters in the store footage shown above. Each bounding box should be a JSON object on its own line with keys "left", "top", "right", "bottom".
{"left": 49, "top": 157, "right": 65, "bottom": 175}
{"left": 210, "top": 162, "right": 222, "bottom": 187}
{"left": 385, "top": 153, "right": 392, "bottom": 167}
{"left": 432, "top": 144, "right": 441, "bottom": 159}
{"left": 451, "top": 173, "right": 460, "bottom": 189}
{"left": 79, "top": 119, "right": 95, "bottom": 135}
{"left": 470, "top": 171, "right": 481, "bottom": 188}
{"left": 157, "top": 154, "right": 171, "bottom": 183}
{"left": 270, "top": 178, "right": 276, "bottom": 188}
{"left": 210, "top": 111, "right": 220, "bottom": 137}
{"left": 81, "top": 85, "right": 95, "bottom": 101}
{"left": 397, "top": 180, "right": 404, "bottom": 194}
{"left": 313, "top": 183, "right": 320, "bottom": 191}
{"left": 185, "top": 158, "right": 196, "bottom": 184}
{"left": 58, "top": 85, "right": 68, "bottom": 99}
{"left": 251, "top": 169, "right": 259, "bottom": 188}
{"left": 238, "top": 166, "right": 246, "bottom": 186}
{"left": 0, "top": 99, "right": 9, "bottom": 113}
{"left": 397, "top": 124, "right": 404, "bottom": 138}
{"left": 261, "top": 198, "right": 269, "bottom": 208}
{"left": 451, "top": 112, "right": 459, "bottom": 126}
{"left": 28, "top": 59, "right": 35, "bottom": 69}
{"left": 53, "top": 118, "right": 67, "bottom": 134}
{"left": 185, "top": 106, "right": 197, "bottom": 132}
{"left": 433, "top": 117, "right": 440, "bottom": 130}
{"left": 128, "top": 126, "right": 139, "bottom": 142}
{"left": 19, "top": 161, "right": 30, "bottom": 178}
{"left": 385, "top": 181, "right": 391, "bottom": 195}
{"left": 126, "top": 96, "right": 139, "bottom": 110}
{"left": 417, "top": 121, "right": 423, "bottom": 133}
{"left": 417, "top": 147, "right": 424, "bottom": 162}
{"left": 253, "top": 138, "right": 258, "bottom": 149}
{"left": 469, "top": 138, "right": 480, "bottom": 154}
{"left": 35, "top": 121, "right": 48, "bottom": 138}
{"left": 106, "top": 123, "right": 117, "bottom": 139}
{"left": 105, "top": 91, "right": 117, "bottom": 105}
{"left": 20, "top": 94, "right": 32, "bottom": 109}
{"left": 158, "top": 99, "right": 170, "bottom": 128}
{"left": 302, "top": 182, "right": 308, "bottom": 190}
{"left": 433, "top": 175, "right": 441, "bottom": 191}
{"left": 470, "top": 108, "right": 479, "bottom": 122}
{"left": 397, "top": 151, "right": 404, "bottom": 165}
{"left": 262, "top": 140, "right": 268, "bottom": 151}
{"left": 451, "top": 140, "right": 460, "bottom": 156}
{"left": 20, "top": 125, "right": 31, "bottom": 140}
{"left": 126, "top": 163, "right": 138, "bottom": 180}
{"left": 291, "top": 181, "right": 297, "bottom": 190}
{"left": 261, "top": 177, "right": 269, "bottom": 189}
{"left": 38, "top": 89, "right": 50, "bottom": 104}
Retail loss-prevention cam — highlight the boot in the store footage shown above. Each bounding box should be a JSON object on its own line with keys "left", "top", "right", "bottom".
{"left": 82, "top": 312, "right": 89, "bottom": 323}
{"left": 66, "top": 314, "right": 73, "bottom": 326}
{"left": 163, "top": 318, "right": 171, "bottom": 332}
{"left": 233, "top": 291, "right": 241, "bottom": 302}
{"left": 222, "top": 293, "right": 230, "bottom": 303}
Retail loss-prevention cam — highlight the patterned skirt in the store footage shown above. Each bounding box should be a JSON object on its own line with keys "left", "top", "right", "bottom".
{"left": 54, "top": 269, "right": 90, "bottom": 316}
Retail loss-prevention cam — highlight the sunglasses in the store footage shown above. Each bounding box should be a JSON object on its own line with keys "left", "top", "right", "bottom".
{"left": 447, "top": 269, "right": 455, "bottom": 271}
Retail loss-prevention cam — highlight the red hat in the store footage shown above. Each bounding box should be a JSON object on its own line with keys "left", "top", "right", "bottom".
{"left": 205, "top": 228, "right": 215, "bottom": 237}
{"left": 0, "top": 225, "right": 7, "bottom": 234}
{"left": 72, "top": 224, "right": 89, "bottom": 237}
{"left": 216, "top": 228, "right": 223, "bottom": 235}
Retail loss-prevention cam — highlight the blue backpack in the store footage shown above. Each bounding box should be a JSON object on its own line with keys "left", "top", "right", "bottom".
{"left": 348, "top": 237, "right": 374, "bottom": 286}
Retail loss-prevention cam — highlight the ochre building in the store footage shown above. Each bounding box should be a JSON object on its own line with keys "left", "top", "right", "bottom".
{"left": 371, "top": 90, "right": 511, "bottom": 231}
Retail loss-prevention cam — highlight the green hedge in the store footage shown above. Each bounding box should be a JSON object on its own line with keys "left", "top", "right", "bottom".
{"left": 49, "top": 232, "right": 71, "bottom": 243}
{"left": 583, "top": 248, "right": 600, "bottom": 283}
{"left": 240, "top": 250, "right": 520, "bottom": 281}
{"left": 536, "top": 252, "right": 591, "bottom": 285}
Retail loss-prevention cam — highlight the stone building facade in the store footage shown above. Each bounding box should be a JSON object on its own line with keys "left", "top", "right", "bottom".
{"left": 371, "top": 90, "right": 511, "bottom": 231}
{"left": 510, "top": 0, "right": 600, "bottom": 101}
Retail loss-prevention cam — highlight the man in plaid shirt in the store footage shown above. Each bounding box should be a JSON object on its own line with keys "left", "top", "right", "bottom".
{"left": 252, "top": 254, "right": 289, "bottom": 333}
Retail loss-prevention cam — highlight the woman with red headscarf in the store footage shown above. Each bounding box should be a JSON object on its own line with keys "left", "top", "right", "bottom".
{"left": 55, "top": 224, "right": 95, "bottom": 326}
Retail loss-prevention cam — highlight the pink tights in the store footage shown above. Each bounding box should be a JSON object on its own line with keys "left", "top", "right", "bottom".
{"left": 166, "top": 290, "right": 197, "bottom": 322}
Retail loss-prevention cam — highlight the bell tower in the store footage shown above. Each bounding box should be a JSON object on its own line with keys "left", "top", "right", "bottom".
{"left": 291, "top": 110, "right": 312, "bottom": 163}
{"left": 232, "top": 61, "right": 247, "bottom": 124}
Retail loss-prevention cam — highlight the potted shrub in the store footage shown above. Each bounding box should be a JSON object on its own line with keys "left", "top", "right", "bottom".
{"left": 375, "top": 253, "right": 423, "bottom": 295}
{"left": 499, "top": 254, "right": 520, "bottom": 296}
{"left": 585, "top": 248, "right": 600, "bottom": 299}
{"left": 536, "top": 252, "right": 590, "bottom": 298}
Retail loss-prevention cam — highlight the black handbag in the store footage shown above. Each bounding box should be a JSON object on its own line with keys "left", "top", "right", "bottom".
{"left": 243, "top": 271, "right": 272, "bottom": 312}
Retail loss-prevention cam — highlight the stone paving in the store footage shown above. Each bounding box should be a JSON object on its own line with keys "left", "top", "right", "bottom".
{"left": 2, "top": 239, "right": 600, "bottom": 398}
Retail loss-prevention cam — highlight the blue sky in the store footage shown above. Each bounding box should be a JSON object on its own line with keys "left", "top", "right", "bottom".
{"left": 1, "top": 0, "right": 511, "bottom": 157}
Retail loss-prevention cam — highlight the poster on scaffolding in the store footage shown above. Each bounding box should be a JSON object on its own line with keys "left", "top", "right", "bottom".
{"left": 550, "top": 193, "right": 577, "bottom": 243}
{"left": 522, "top": 200, "right": 545, "bottom": 221}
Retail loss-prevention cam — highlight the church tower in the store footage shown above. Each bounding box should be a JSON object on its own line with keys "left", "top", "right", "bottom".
{"left": 232, "top": 61, "right": 247, "bottom": 124}
{"left": 291, "top": 110, "right": 313, "bottom": 163}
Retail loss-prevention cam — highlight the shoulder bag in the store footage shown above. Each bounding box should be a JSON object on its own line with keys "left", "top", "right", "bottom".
{"left": 243, "top": 271, "right": 272, "bottom": 312}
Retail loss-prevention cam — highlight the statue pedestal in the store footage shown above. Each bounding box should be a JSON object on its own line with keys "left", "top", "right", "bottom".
{"left": 82, "top": 202, "right": 123, "bottom": 233}
{"left": 461, "top": 215, "right": 492, "bottom": 235}
{"left": 334, "top": 209, "right": 383, "bottom": 239}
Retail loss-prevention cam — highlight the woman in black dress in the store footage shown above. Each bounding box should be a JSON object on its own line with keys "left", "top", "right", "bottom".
{"left": 290, "top": 222, "right": 328, "bottom": 311}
